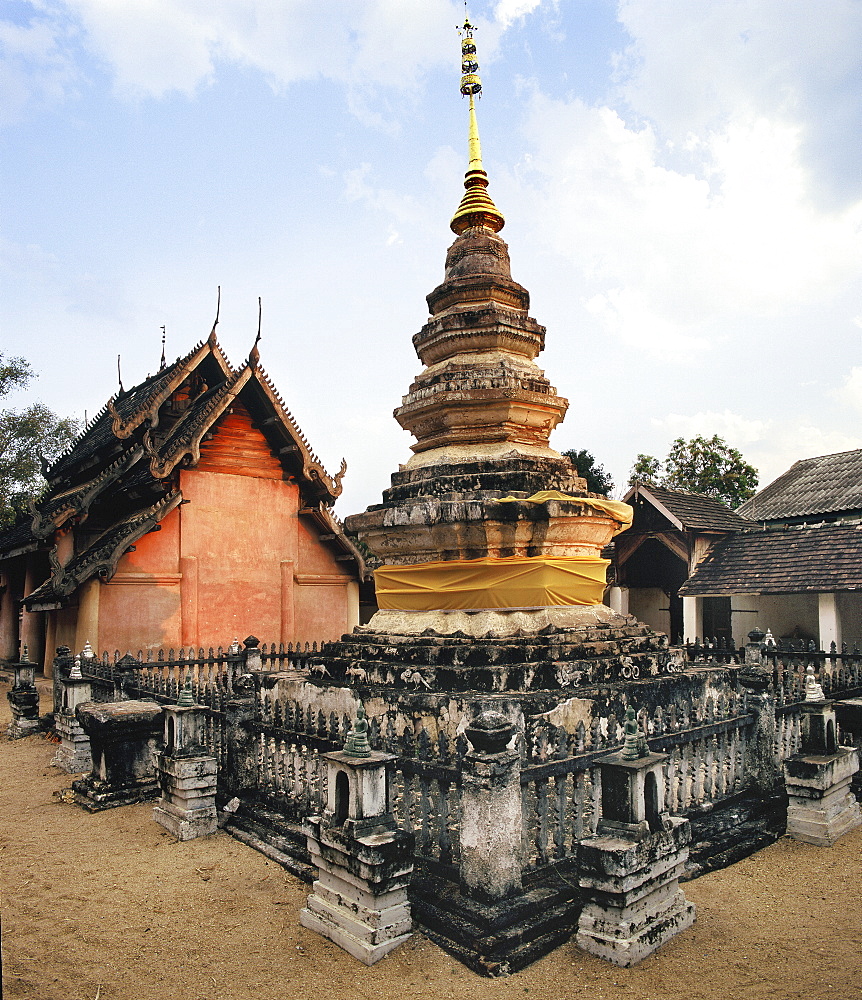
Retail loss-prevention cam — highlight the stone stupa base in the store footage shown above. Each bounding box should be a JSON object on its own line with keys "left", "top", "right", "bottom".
{"left": 360, "top": 602, "right": 630, "bottom": 639}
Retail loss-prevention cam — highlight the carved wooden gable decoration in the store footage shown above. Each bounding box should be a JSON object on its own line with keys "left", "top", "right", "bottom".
{"left": 5, "top": 331, "right": 361, "bottom": 610}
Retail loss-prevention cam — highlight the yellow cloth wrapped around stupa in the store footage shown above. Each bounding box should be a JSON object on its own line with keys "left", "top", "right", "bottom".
{"left": 374, "top": 555, "right": 610, "bottom": 611}
{"left": 373, "top": 491, "right": 632, "bottom": 612}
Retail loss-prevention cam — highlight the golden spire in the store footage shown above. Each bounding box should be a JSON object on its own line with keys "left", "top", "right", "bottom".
{"left": 450, "top": 17, "right": 505, "bottom": 235}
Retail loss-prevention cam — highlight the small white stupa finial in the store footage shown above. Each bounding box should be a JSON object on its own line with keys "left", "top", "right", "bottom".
{"left": 804, "top": 663, "right": 826, "bottom": 702}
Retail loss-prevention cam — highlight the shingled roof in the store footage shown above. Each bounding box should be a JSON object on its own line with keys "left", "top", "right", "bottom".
{"left": 737, "top": 448, "right": 862, "bottom": 524}
{"left": 679, "top": 522, "right": 862, "bottom": 596}
{"left": 624, "top": 484, "right": 755, "bottom": 533}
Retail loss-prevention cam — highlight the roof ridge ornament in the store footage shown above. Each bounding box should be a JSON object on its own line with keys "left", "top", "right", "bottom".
{"left": 208, "top": 286, "right": 221, "bottom": 347}
{"left": 249, "top": 297, "right": 262, "bottom": 367}
{"left": 450, "top": 14, "right": 505, "bottom": 235}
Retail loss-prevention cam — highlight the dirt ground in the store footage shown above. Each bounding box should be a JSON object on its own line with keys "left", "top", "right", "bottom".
{"left": 2, "top": 679, "right": 861, "bottom": 1000}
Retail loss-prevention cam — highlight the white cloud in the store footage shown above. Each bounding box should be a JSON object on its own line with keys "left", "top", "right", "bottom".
{"left": 614, "top": 0, "right": 862, "bottom": 206}
{"left": 63, "top": 0, "right": 474, "bottom": 105}
{"left": 836, "top": 367, "right": 862, "bottom": 415}
{"left": 651, "top": 411, "right": 768, "bottom": 447}
{"left": 643, "top": 408, "right": 862, "bottom": 494}
{"left": 508, "top": 89, "right": 862, "bottom": 358}
{"left": 0, "top": 7, "right": 81, "bottom": 123}
{"left": 495, "top": 0, "right": 544, "bottom": 28}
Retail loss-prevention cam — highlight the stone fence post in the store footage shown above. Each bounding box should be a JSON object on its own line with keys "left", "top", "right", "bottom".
{"left": 739, "top": 627, "right": 777, "bottom": 794}
{"left": 223, "top": 673, "right": 259, "bottom": 798}
{"left": 459, "top": 708, "right": 523, "bottom": 901}
{"left": 242, "top": 635, "right": 262, "bottom": 673}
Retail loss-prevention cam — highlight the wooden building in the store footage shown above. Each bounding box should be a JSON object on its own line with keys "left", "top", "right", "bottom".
{"left": 0, "top": 330, "right": 368, "bottom": 670}
{"left": 680, "top": 449, "right": 862, "bottom": 648}
{"left": 607, "top": 483, "right": 754, "bottom": 643}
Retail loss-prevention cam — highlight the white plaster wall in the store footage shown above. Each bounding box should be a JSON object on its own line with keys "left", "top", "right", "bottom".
{"left": 727, "top": 594, "right": 761, "bottom": 648}
{"left": 750, "top": 593, "right": 819, "bottom": 646}
{"left": 628, "top": 588, "right": 670, "bottom": 637}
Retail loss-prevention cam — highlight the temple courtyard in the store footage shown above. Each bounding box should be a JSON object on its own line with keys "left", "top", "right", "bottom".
{"left": 1, "top": 681, "right": 859, "bottom": 1000}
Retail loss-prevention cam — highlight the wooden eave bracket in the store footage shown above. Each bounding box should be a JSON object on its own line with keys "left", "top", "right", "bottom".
{"left": 25, "top": 491, "right": 184, "bottom": 608}
{"left": 297, "top": 504, "right": 367, "bottom": 578}
{"left": 29, "top": 446, "right": 145, "bottom": 540}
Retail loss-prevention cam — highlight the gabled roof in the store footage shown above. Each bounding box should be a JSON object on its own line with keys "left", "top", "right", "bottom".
{"left": 0, "top": 331, "right": 363, "bottom": 590}
{"left": 624, "top": 483, "right": 754, "bottom": 533}
{"left": 679, "top": 522, "right": 862, "bottom": 597}
{"left": 45, "top": 333, "right": 232, "bottom": 489}
{"left": 737, "top": 448, "right": 862, "bottom": 523}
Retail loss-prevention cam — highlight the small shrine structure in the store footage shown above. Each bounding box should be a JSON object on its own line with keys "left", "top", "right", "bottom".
{"left": 0, "top": 318, "right": 368, "bottom": 668}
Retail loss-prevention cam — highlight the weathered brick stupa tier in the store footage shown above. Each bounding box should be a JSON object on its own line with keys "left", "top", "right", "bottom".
{"left": 345, "top": 19, "right": 632, "bottom": 627}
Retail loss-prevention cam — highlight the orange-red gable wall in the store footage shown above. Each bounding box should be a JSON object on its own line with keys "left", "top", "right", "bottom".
{"left": 90, "top": 405, "right": 357, "bottom": 654}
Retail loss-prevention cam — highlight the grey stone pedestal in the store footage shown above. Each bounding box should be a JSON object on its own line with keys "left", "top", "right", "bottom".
{"left": 72, "top": 700, "right": 162, "bottom": 811}
{"left": 153, "top": 696, "right": 218, "bottom": 840}
{"left": 576, "top": 817, "right": 696, "bottom": 967}
{"left": 53, "top": 665, "right": 94, "bottom": 773}
{"left": 301, "top": 745, "right": 414, "bottom": 965}
{"left": 576, "top": 740, "right": 695, "bottom": 967}
{"left": 784, "top": 749, "right": 861, "bottom": 846}
{"left": 6, "top": 655, "right": 42, "bottom": 738}
{"left": 784, "top": 697, "right": 862, "bottom": 846}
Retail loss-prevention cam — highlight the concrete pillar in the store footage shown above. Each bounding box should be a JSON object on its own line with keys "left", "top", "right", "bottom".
{"left": 180, "top": 555, "right": 198, "bottom": 648}
{"left": 459, "top": 710, "right": 523, "bottom": 901}
{"left": 280, "top": 559, "right": 295, "bottom": 644}
{"left": 43, "top": 615, "right": 57, "bottom": 678}
{"left": 738, "top": 661, "right": 777, "bottom": 795}
{"left": 19, "top": 556, "right": 45, "bottom": 668}
{"left": 0, "top": 563, "right": 22, "bottom": 662}
{"left": 682, "top": 596, "right": 701, "bottom": 644}
{"left": 75, "top": 577, "right": 100, "bottom": 657}
{"left": 223, "top": 691, "right": 258, "bottom": 797}
{"left": 818, "top": 592, "right": 841, "bottom": 650}
{"left": 608, "top": 586, "right": 629, "bottom": 615}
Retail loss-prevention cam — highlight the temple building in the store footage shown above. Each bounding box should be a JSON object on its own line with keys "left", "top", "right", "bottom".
{"left": 0, "top": 327, "right": 368, "bottom": 669}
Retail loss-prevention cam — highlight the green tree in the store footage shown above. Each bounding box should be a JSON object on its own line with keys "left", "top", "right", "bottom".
{"left": 0, "top": 355, "right": 80, "bottom": 528}
{"left": 563, "top": 448, "right": 614, "bottom": 496}
{"left": 0, "top": 354, "right": 32, "bottom": 396}
{"left": 628, "top": 453, "right": 661, "bottom": 486}
{"left": 627, "top": 435, "right": 758, "bottom": 508}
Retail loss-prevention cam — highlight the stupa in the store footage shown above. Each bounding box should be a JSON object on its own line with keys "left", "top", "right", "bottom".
{"left": 345, "top": 18, "right": 634, "bottom": 642}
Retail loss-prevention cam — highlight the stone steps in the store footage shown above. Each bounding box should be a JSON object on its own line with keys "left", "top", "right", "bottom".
{"left": 224, "top": 804, "right": 316, "bottom": 883}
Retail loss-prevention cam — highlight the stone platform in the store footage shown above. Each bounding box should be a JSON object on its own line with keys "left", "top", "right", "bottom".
{"left": 319, "top": 605, "right": 670, "bottom": 694}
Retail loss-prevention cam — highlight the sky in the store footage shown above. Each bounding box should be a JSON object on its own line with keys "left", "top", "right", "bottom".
{"left": 1, "top": 0, "right": 861, "bottom": 518}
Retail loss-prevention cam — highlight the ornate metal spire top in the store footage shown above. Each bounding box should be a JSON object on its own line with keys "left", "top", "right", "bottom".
{"left": 450, "top": 15, "right": 505, "bottom": 236}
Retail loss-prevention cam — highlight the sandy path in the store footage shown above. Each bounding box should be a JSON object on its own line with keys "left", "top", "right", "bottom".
{"left": 1, "top": 680, "right": 861, "bottom": 1000}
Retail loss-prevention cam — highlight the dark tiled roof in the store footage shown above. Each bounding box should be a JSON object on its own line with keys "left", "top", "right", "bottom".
{"left": 0, "top": 518, "right": 40, "bottom": 558}
{"left": 737, "top": 448, "right": 862, "bottom": 522}
{"left": 24, "top": 492, "right": 183, "bottom": 608}
{"left": 679, "top": 522, "right": 862, "bottom": 596}
{"left": 45, "top": 357, "right": 186, "bottom": 485}
{"left": 625, "top": 484, "right": 754, "bottom": 532}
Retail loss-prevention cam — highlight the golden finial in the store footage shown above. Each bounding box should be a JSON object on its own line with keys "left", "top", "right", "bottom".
{"left": 450, "top": 15, "right": 505, "bottom": 235}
